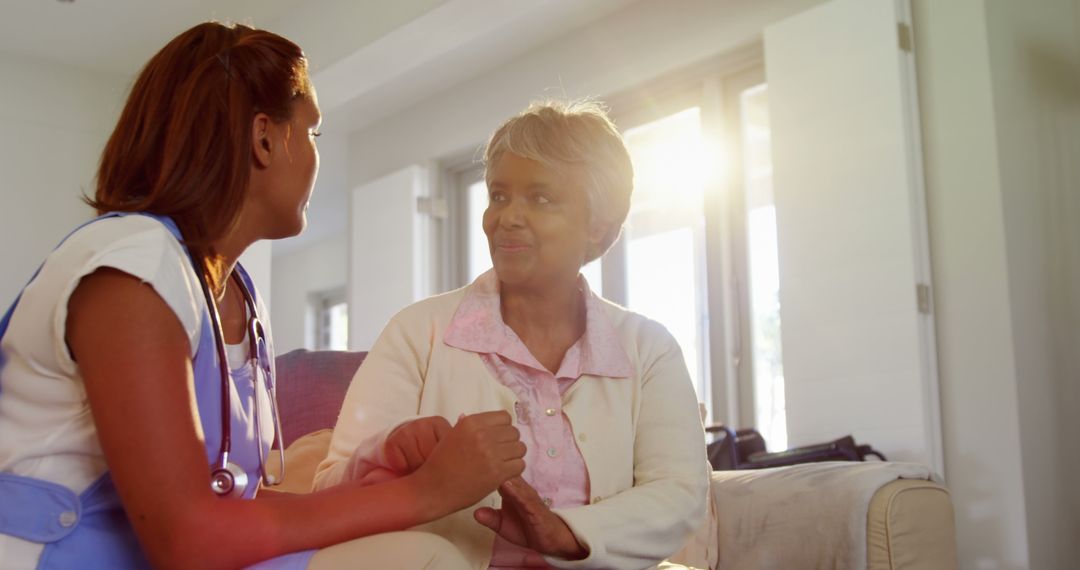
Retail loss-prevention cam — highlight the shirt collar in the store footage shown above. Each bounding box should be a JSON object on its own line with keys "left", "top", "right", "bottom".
{"left": 443, "top": 269, "right": 633, "bottom": 379}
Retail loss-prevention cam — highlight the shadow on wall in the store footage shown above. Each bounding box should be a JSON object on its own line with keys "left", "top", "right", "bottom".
{"left": 1025, "top": 41, "right": 1080, "bottom": 107}
{"left": 1026, "top": 35, "right": 1080, "bottom": 553}
{"left": 953, "top": 449, "right": 1027, "bottom": 570}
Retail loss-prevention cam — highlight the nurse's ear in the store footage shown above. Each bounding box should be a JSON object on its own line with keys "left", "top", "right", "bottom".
{"left": 251, "top": 112, "right": 273, "bottom": 169}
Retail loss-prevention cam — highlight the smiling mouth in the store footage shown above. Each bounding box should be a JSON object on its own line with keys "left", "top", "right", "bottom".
{"left": 495, "top": 242, "right": 530, "bottom": 253}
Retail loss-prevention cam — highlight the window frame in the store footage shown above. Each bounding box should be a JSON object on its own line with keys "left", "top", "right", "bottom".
{"left": 310, "top": 286, "right": 348, "bottom": 351}
{"left": 603, "top": 46, "right": 767, "bottom": 427}
{"left": 719, "top": 64, "right": 769, "bottom": 430}
{"left": 446, "top": 163, "right": 486, "bottom": 289}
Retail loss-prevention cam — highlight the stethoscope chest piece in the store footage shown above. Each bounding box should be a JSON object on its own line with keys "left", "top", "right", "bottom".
{"left": 210, "top": 462, "right": 249, "bottom": 498}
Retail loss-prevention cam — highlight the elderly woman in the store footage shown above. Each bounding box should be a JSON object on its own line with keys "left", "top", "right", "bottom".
{"left": 314, "top": 101, "right": 707, "bottom": 569}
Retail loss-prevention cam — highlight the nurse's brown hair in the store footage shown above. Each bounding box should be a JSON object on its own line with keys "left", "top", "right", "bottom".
{"left": 89, "top": 22, "right": 312, "bottom": 289}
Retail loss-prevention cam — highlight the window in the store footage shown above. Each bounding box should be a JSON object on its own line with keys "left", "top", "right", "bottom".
{"left": 313, "top": 289, "right": 348, "bottom": 351}
{"left": 617, "top": 108, "right": 712, "bottom": 408}
{"left": 740, "top": 84, "right": 786, "bottom": 451}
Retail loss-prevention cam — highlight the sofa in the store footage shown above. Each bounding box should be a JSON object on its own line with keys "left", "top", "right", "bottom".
{"left": 269, "top": 349, "right": 958, "bottom": 570}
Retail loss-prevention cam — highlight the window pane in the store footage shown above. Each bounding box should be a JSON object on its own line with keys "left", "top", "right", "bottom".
{"left": 741, "top": 84, "right": 787, "bottom": 451}
{"left": 625, "top": 227, "right": 701, "bottom": 389}
{"left": 622, "top": 108, "right": 710, "bottom": 408}
{"left": 466, "top": 180, "right": 491, "bottom": 283}
{"left": 328, "top": 302, "right": 349, "bottom": 351}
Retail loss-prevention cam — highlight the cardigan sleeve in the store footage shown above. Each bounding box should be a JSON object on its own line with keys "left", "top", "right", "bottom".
{"left": 546, "top": 321, "right": 709, "bottom": 569}
{"left": 312, "top": 307, "right": 431, "bottom": 490}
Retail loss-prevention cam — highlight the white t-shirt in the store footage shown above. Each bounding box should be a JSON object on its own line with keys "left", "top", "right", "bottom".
{"left": 0, "top": 215, "right": 253, "bottom": 564}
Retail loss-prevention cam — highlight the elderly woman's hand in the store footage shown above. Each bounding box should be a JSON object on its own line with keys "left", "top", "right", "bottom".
{"left": 384, "top": 416, "right": 452, "bottom": 473}
{"left": 411, "top": 411, "right": 527, "bottom": 513}
{"left": 473, "top": 477, "right": 589, "bottom": 561}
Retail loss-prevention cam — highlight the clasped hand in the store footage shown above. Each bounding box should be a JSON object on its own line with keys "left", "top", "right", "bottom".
{"left": 474, "top": 477, "right": 588, "bottom": 561}
{"left": 381, "top": 414, "right": 586, "bottom": 560}
{"left": 383, "top": 412, "right": 525, "bottom": 513}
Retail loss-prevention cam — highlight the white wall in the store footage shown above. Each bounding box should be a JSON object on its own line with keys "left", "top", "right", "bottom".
{"left": 0, "top": 52, "right": 124, "bottom": 305}
{"left": 0, "top": 53, "right": 279, "bottom": 311}
{"left": 269, "top": 231, "right": 347, "bottom": 354}
{"left": 764, "top": 0, "right": 941, "bottom": 469}
{"left": 347, "top": 165, "right": 436, "bottom": 351}
{"left": 913, "top": 2, "right": 1030, "bottom": 566}
{"left": 983, "top": 0, "right": 1080, "bottom": 566}
{"left": 914, "top": 0, "right": 1080, "bottom": 566}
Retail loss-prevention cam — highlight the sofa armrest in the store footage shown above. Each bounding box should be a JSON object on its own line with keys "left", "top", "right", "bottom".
{"left": 705, "top": 462, "right": 952, "bottom": 570}
{"left": 867, "top": 479, "right": 957, "bottom": 570}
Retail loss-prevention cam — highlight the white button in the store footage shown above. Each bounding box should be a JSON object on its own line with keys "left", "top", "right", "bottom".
{"left": 547, "top": 448, "right": 558, "bottom": 458}
{"left": 577, "top": 432, "right": 587, "bottom": 442}
{"left": 545, "top": 408, "right": 557, "bottom": 416}
{"left": 58, "top": 511, "right": 77, "bottom": 527}
{"left": 543, "top": 497, "right": 553, "bottom": 507}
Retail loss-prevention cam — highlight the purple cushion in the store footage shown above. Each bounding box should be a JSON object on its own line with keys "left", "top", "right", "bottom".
{"left": 273, "top": 349, "right": 367, "bottom": 448}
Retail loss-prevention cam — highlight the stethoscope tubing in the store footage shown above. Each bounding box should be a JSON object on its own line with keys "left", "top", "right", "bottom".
{"left": 191, "top": 253, "right": 284, "bottom": 494}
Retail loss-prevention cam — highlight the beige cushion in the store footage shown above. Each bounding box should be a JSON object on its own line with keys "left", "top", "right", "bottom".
{"left": 266, "top": 429, "right": 334, "bottom": 494}
{"left": 867, "top": 479, "right": 958, "bottom": 570}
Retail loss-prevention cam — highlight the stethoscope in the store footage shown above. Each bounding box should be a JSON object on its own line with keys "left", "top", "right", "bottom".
{"left": 190, "top": 257, "right": 286, "bottom": 498}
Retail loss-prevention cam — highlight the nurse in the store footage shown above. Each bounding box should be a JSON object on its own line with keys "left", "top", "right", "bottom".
{"left": 0, "top": 22, "right": 523, "bottom": 569}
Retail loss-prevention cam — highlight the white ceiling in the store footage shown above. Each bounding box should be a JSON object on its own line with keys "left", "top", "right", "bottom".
{"left": 0, "top": 0, "right": 639, "bottom": 124}
{"left": 0, "top": 0, "right": 304, "bottom": 76}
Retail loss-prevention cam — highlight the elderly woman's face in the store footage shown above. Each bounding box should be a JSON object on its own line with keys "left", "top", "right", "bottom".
{"left": 484, "top": 152, "right": 597, "bottom": 290}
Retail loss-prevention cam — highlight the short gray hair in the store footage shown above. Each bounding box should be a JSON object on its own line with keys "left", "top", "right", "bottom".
{"left": 483, "top": 99, "right": 633, "bottom": 263}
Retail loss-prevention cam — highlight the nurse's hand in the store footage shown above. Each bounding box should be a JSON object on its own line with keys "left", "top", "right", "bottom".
{"left": 356, "top": 467, "right": 399, "bottom": 486}
{"left": 473, "top": 477, "right": 588, "bottom": 561}
{"left": 384, "top": 416, "right": 452, "bottom": 473}
{"left": 413, "top": 411, "right": 526, "bottom": 512}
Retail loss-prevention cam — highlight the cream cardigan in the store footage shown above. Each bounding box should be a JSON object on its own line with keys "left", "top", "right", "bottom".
{"left": 314, "top": 286, "right": 708, "bottom": 570}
